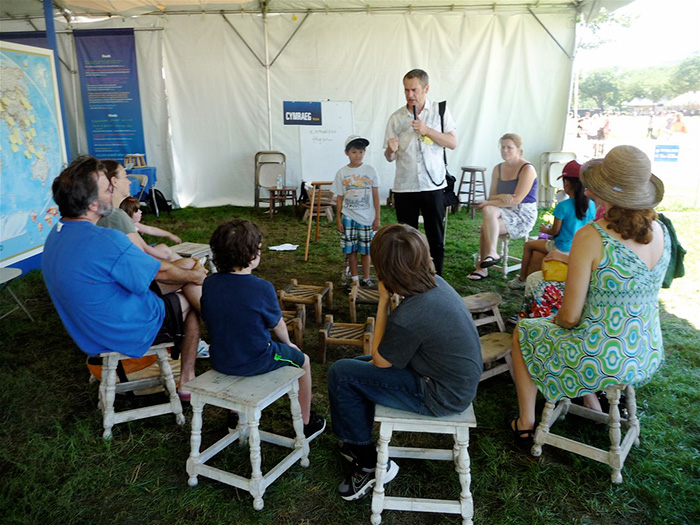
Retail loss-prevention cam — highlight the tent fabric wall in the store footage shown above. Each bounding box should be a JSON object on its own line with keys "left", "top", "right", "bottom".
{"left": 163, "top": 11, "right": 574, "bottom": 207}
{"left": 2, "top": 8, "right": 575, "bottom": 207}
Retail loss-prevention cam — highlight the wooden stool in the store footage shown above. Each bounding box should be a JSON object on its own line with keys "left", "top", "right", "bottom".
{"left": 97, "top": 342, "right": 184, "bottom": 439}
{"left": 182, "top": 368, "right": 310, "bottom": 510}
{"left": 282, "top": 305, "right": 305, "bottom": 348}
{"left": 478, "top": 332, "right": 513, "bottom": 382}
{"left": 172, "top": 242, "right": 216, "bottom": 273}
{"left": 348, "top": 283, "right": 400, "bottom": 324}
{"left": 457, "top": 166, "right": 487, "bottom": 219}
{"left": 318, "top": 314, "right": 374, "bottom": 364}
{"left": 371, "top": 404, "right": 477, "bottom": 525}
{"left": 278, "top": 279, "right": 333, "bottom": 324}
{"left": 268, "top": 186, "right": 297, "bottom": 218}
{"left": 532, "top": 384, "right": 640, "bottom": 484}
{"left": 462, "top": 292, "right": 505, "bottom": 331}
{"left": 124, "top": 153, "right": 146, "bottom": 168}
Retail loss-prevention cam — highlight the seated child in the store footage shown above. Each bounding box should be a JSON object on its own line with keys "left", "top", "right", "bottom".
{"left": 508, "top": 160, "right": 596, "bottom": 289}
{"left": 331, "top": 135, "right": 380, "bottom": 289}
{"left": 201, "top": 218, "right": 326, "bottom": 438}
{"left": 120, "top": 197, "right": 182, "bottom": 261}
{"left": 327, "top": 224, "right": 482, "bottom": 501}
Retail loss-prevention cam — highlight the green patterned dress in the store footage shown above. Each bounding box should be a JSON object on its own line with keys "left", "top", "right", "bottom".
{"left": 518, "top": 222, "right": 670, "bottom": 402}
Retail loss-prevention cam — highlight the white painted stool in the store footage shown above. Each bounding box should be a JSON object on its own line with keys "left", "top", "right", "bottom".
{"left": 371, "top": 404, "right": 477, "bottom": 525}
{"left": 473, "top": 234, "right": 530, "bottom": 277}
{"left": 172, "top": 242, "right": 216, "bottom": 272}
{"left": 181, "top": 367, "right": 309, "bottom": 510}
{"left": 98, "top": 342, "right": 184, "bottom": 439}
{"left": 532, "top": 384, "right": 640, "bottom": 484}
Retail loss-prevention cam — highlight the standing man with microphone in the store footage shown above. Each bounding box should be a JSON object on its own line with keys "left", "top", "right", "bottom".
{"left": 384, "top": 69, "right": 457, "bottom": 275}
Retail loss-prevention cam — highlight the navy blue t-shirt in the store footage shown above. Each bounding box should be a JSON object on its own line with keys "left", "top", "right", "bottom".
{"left": 201, "top": 272, "right": 283, "bottom": 376}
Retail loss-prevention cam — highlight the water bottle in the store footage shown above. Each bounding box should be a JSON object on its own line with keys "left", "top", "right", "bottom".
{"left": 276, "top": 173, "right": 283, "bottom": 189}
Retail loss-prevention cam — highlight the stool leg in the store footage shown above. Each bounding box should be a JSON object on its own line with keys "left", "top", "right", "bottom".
{"left": 156, "top": 349, "right": 185, "bottom": 425}
{"left": 626, "top": 385, "right": 640, "bottom": 446}
{"left": 606, "top": 386, "right": 624, "bottom": 484}
{"left": 492, "top": 306, "right": 506, "bottom": 332}
{"left": 455, "top": 427, "right": 474, "bottom": 525}
{"left": 314, "top": 295, "right": 322, "bottom": 324}
{"left": 101, "top": 353, "right": 119, "bottom": 439}
{"left": 288, "top": 380, "right": 309, "bottom": 467}
{"left": 532, "top": 400, "right": 556, "bottom": 457}
{"left": 371, "top": 422, "right": 393, "bottom": 525}
{"left": 247, "top": 408, "right": 266, "bottom": 510}
{"left": 187, "top": 399, "right": 204, "bottom": 487}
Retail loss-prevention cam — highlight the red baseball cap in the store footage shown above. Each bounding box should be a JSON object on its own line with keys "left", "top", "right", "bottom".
{"left": 557, "top": 160, "right": 582, "bottom": 180}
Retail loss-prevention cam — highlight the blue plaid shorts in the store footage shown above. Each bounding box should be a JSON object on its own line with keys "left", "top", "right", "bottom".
{"left": 341, "top": 216, "right": 374, "bottom": 255}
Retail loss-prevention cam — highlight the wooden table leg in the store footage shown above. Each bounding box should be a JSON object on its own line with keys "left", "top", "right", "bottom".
{"left": 304, "top": 187, "right": 317, "bottom": 261}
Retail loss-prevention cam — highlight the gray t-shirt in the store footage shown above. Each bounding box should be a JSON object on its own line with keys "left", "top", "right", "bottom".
{"left": 378, "top": 275, "right": 482, "bottom": 416}
{"left": 97, "top": 208, "right": 137, "bottom": 235}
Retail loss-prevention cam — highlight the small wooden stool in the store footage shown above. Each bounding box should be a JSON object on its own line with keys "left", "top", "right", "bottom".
{"left": 268, "top": 186, "right": 297, "bottom": 218}
{"left": 172, "top": 242, "right": 216, "bottom": 273}
{"left": 457, "top": 166, "right": 487, "bottom": 219}
{"left": 182, "top": 367, "right": 310, "bottom": 510}
{"left": 124, "top": 153, "right": 146, "bottom": 168}
{"left": 282, "top": 305, "right": 306, "bottom": 348}
{"left": 278, "top": 279, "right": 333, "bottom": 324}
{"left": 462, "top": 292, "right": 505, "bottom": 331}
{"left": 348, "top": 283, "right": 400, "bottom": 323}
{"left": 318, "top": 314, "right": 374, "bottom": 364}
{"left": 532, "top": 384, "right": 640, "bottom": 484}
{"left": 371, "top": 404, "right": 477, "bottom": 525}
{"left": 478, "top": 332, "right": 513, "bottom": 382}
{"left": 97, "top": 342, "right": 184, "bottom": 439}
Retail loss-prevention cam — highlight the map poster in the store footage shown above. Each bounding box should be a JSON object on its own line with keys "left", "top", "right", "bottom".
{"left": 74, "top": 29, "right": 146, "bottom": 160}
{"left": 0, "top": 40, "right": 67, "bottom": 267}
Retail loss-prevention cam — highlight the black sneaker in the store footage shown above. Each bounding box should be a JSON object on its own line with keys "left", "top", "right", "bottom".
{"left": 303, "top": 413, "right": 326, "bottom": 441}
{"left": 338, "top": 460, "right": 399, "bottom": 501}
{"left": 227, "top": 411, "right": 239, "bottom": 431}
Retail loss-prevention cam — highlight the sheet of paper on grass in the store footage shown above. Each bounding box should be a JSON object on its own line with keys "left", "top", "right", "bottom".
{"left": 269, "top": 243, "right": 298, "bottom": 251}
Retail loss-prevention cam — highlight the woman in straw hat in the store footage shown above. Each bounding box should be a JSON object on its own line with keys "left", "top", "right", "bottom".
{"left": 507, "top": 145, "right": 670, "bottom": 446}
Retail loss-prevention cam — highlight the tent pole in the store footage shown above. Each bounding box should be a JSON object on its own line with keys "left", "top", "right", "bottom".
{"left": 263, "top": 11, "right": 273, "bottom": 150}
{"left": 44, "top": 0, "right": 72, "bottom": 159}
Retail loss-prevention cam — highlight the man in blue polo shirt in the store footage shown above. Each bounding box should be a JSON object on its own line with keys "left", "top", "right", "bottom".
{"left": 42, "top": 156, "right": 206, "bottom": 387}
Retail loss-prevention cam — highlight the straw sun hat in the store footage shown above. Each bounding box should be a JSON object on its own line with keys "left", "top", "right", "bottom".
{"left": 581, "top": 145, "right": 664, "bottom": 210}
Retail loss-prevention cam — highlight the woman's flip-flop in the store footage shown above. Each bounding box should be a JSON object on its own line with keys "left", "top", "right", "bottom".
{"left": 467, "top": 271, "right": 488, "bottom": 281}
{"left": 480, "top": 255, "right": 502, "bottom": 268}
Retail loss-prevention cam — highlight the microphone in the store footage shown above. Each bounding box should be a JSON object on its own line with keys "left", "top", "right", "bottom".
{"left": 413, "top": 105, "right": 417, "bottom": 120}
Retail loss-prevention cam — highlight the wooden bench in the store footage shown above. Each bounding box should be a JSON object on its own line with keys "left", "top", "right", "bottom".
{"left": 318, "top": 314, "right": 374, "bottom": 364}
{"left": 371, "top": 404, "right": 477, "bottom": 525}
{"left": 278, "top": 279, "right": 333, "bottom": 324}
{"left": 181, "top": 367, "right": 311, "bottom": 510}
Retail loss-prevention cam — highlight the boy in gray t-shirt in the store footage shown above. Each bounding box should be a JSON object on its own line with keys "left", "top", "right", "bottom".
{"left": 327, "top": 224, "right": 482, "bottom": 501}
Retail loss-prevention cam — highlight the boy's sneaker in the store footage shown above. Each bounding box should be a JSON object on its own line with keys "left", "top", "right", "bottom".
{"left": 338, "top": 460, "right": 399, "bottom": 501}
{"left": 227, "top": 411, "right": 239, "bottom": 431}
{"left": 196, "top": 339, "right": 210, "bottom": 359}
{"left": 303, "top": 413, "right": 326, "bottom": 441}
{"left": 360, "top": 278, "right": 376, "bottom": 289}
{"left": 507, "top": 277, "right": 526, "bottom": 290}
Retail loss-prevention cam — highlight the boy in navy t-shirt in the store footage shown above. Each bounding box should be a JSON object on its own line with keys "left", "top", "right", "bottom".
{"left": 201, "top": 218, "right": 325, "bottom": 439}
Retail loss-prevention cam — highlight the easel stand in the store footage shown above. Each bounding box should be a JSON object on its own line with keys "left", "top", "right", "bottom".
{"left": 304, "top": 181, "right": 333, "bottom": 261}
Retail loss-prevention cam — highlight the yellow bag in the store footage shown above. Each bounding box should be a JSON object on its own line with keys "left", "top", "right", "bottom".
{"left": 542, "top": 260, "right": 568, "bottom": 282}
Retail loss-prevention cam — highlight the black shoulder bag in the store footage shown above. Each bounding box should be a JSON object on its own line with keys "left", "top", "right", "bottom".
{"left": 438, "top": 101, "right": 459, "bottom": 209}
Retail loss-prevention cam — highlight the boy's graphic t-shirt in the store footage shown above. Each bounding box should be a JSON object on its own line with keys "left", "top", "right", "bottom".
{"left": 330, "top": 163, "right": 379, "bottom": 226}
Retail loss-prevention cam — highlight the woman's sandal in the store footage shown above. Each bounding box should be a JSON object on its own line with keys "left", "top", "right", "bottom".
{"left": 480, "top": 255, "right": 503, "bottom": 268}
{"left": 467, "top": 271, "right": 488, "bottom": 281}
{"left": 508, "top": 414, "right": 535, "bottom": 448}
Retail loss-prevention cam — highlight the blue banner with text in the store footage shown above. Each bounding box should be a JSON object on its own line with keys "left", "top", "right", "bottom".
{"left": 74, "top": 29, "right": 146, "bottom": 160}
{"left": 283, "top": 101, "right": 322, "bottom": 126}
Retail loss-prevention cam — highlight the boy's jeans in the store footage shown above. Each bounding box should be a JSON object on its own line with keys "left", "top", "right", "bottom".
{"left": 327, "top": 355, "right": 431, "bottom": 445}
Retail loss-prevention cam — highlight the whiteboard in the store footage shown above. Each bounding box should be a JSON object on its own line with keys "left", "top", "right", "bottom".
{"left": 299, "top": 101, "right": 354, "bottom": 183}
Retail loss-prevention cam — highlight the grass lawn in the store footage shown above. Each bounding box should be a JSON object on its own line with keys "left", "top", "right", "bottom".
{"left": 1, "top": 203, "right": 698, "bottom": 525}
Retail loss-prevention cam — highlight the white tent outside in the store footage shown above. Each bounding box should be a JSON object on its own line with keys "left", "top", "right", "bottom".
{"left": 1, "top": 1, "right": 632, "bottom": 207}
